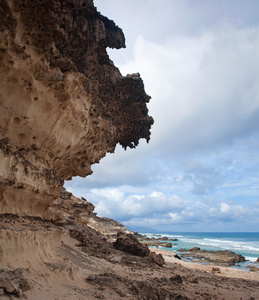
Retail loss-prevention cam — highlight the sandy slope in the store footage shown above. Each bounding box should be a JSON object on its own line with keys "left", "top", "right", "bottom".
{"left": 1, "top": 216, "right": 259, "bottom": 300}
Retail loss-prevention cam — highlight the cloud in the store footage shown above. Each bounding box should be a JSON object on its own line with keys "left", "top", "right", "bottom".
{"left": 83, "top": 189, "right": 185, "bottom": 220}
{"left": 114, "top": 23, "right": 259, "bottom": 158}
{"left": 66, "top": 1, "right": 259, "bottom": 232}
{"left": 72, "top": 21, "right": 259, "bottom": 191}
{"left": 220, "top": 202, "right": 231, "bottom": 213}
{"left": 182, "top": 160, "right": 222, "bottom": 195}
{"left": 66, "top": 179, "right": 259, "bottom": 231}
{"left": 125, "top": 194, "right": 259, "bottom": 232}
{"left": 169, "top": 212, "right": 181, "bottom": 223}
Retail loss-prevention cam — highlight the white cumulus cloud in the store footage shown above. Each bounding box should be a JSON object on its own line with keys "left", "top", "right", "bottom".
{"left": 220, "top": 202, "right": 231, "bottom": 213}
{"left": 169, "top": 212, "right": 181, "bottom": 223}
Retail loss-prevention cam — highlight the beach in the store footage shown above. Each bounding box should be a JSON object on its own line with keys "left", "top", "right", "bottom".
{"left": 141, "top": 232, "right": 259, "bottom": 272}
{"left": 1, "top": 215, "right": 259, "bottom": 299}
{"left": 153, "top": 248, "right": 259, "bottom": 282}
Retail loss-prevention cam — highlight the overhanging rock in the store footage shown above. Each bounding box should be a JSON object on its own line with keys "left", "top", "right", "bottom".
{"left": 0, "top": 0, "right": 153, "bottom": 215}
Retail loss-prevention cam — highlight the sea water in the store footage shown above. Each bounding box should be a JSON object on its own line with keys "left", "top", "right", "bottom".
{"left": 141, "top": 232, "right": 259, "bottom": 269}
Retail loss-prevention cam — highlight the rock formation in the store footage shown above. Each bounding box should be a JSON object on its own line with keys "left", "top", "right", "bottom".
{"left": 142, "top": 241, "right": 174, "bottom": 248}
{"left": 1, "top": 2, "right": 258, "bottom": 299}
{"left": 137, "top": 235, "right": 178, "bottom": 248}
{"left": 0, "top": 0, "right": 153, "bottom": 217}
{"left": 114, "top": 232, "right": 151, "bottom": 257}
{"left": 88, "top": 214, "right": 129, "bottom": 240}
{"left": 177, "top": 247, "right": 246, "bottom": 266}
{"left": 0, "top": 1, "right": 155, "bottom": 298}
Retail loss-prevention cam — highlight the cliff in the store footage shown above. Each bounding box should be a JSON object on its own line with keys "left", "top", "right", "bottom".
{"left": 0, "top": 1, "right": 157, "bottom": 298}
{"left": 1, "top": 2, "right": 257, "bottom": 299}
{"left": 0, "top": 0, "right": 153, "bottom": 217}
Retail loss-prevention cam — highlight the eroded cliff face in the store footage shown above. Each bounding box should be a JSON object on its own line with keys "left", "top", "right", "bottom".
{"left": 0, "top": 3, "right": 155, "bottom": 296}
{"left": 0, "top": 0, "right": 153, "bottom": 216}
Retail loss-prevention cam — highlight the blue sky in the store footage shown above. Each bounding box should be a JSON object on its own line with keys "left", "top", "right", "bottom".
{"left": 65, "top": 0, "right": 259, "bottom": 232}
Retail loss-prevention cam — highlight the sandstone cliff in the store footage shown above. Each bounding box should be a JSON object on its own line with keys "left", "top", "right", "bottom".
{"left": 0, "top": 0, "right": 153, "bottom": 217}
{"left": 1, "top": 2, "right": 259, "bottom": 299}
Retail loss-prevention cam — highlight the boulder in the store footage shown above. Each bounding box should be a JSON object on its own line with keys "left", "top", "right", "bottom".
{"left": 177, "top": 248, "right": 246, "bottom": 266}
{"left": 174, "top": 254, "right": 182, "bottom": 260}
{"left": 113, "top": 232, "right": 150, "bottom": 257}
{"left": 189, "top": 247, "right": 201, "bottom": 252}
{"left": 178, "top": 248, "right": 188, "bottom": 252}
{"left": 149, "top": 252, "right": 165, "bottom": 266}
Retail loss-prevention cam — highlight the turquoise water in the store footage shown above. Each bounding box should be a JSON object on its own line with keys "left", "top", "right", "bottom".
{"left": 142, "top": 232, "right": 259, "bottom": 268}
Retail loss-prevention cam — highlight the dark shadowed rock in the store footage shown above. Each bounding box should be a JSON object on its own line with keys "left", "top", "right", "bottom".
{"left": 113, "top": 232, "right": 150, "bottom": 257}
{"left": 170, "top": 275, "right": 183, "bottom": 284}
{"left": 174, "top": 254, "right": 182, "bottom": 260}
{"left": 189, "top": 247, "right": 201, "bottom": 252}
{"left": 149, "top": 252, "right": 165, "bottom": 266}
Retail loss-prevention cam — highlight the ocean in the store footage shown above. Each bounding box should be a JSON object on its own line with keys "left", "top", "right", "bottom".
{"left": 141, "top": 232, "right": 259, "bottom": 269}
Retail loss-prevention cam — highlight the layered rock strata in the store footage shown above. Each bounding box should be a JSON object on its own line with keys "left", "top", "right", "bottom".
{"left": 88, "top": 214, "right": 129, "bottom": 240}
{"left": 0, "top": 0, "right": 153, "bottom": 216}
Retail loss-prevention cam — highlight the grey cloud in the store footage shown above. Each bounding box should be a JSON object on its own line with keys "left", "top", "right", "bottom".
{"left": 182, "top": 161, "right": 222, "bottom": 195}
{"left": 65, "top": 1, "right": 259, "bottom": 232}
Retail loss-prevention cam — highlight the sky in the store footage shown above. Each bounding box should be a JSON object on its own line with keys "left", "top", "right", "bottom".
{"left": 65, "top": 0, "right": 259, "bottom": 233}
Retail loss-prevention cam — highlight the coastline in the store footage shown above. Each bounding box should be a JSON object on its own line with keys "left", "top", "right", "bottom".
{"left": 1, "top": 1, "right": 259, "bottom": 299}
{"left": 1, "top": 215, "right": 259, "bottom": 299}
{"left": 152, "top": 248, "right": 259, "bottom": 281}
{"left": 141, "top": 231, "right": 259, "bottom": 266}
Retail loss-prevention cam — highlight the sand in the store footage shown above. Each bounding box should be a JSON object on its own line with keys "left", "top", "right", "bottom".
{"left": 17, "top": 246, "right": 259, "bottom": 299}
{"left": 1, "top": 218, "right": 259, "bottom": 300}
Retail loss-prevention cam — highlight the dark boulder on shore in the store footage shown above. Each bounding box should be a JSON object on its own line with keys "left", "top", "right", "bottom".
{"left": 177, "top": 247, "right": 246, "bottom": 266}
{"left": 174, "top": 254, "right": 182, "bottom": 260}
{"left": 113, "top": 232, "right": 165, "bottom": 266}
{"left": 189, "top": 247, "right": 201, "bottom": 252}
{"left": 113, "top": 232, "right": 150, "bottom": 257}
{"left": 149, "top": 252, "right": 165, "bottom": 266}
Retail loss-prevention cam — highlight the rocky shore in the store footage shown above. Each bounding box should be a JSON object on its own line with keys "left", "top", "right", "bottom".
{"left": 1, "top": 208, "right": 259, "bottom": 299}
{"left": 137, "top": 234, "right": 178, "bottom": 248}
{"left": 137, "top": 235, "right": 250, "bottom": 268}
{"left": 177, "top": 247, "right": 246, "bottom": 266}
